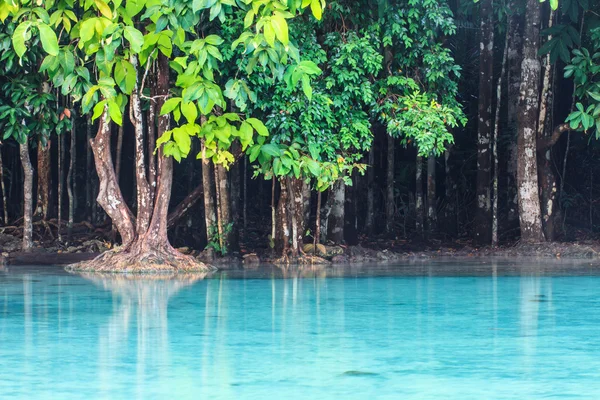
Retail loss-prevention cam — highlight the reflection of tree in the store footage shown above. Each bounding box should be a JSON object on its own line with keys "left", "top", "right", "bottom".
{"left": 77, "top": 272, "right": 209, "bottom": 398}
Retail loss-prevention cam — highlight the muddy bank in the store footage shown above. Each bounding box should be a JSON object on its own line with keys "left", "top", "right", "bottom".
{"left": 3, "top": 237, "right": 600, "bottom": 268}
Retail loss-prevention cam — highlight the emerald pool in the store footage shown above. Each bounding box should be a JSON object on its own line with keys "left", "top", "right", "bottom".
{"left": 1, "top": 262, "right": 600, "bottom": 399}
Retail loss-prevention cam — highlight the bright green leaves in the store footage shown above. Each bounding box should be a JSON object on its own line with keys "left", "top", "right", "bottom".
{"left": 12, "top": 21, "right": 59, "bottom": 58}
{"left": 224, "top": 79, "right": 257, "bottom": 111}
{"left": 123, "top": 26, "right": 144, "bottom": 52}
{"left": 114, "top": 59, "right": 136, "bottom": 94}
{"left": 566, "top": 103, "right": 598, "bottom": 133}
{"left": 38, "top": 23, "right": 59, "bottom": 55}
{"left": 246, "top": 118, "right": 268, "bottom": 137}
{"left": 94, "top": 0, "right": 113, "bottom": 19}
{"left": 12, "top": 21, "right": 32, "bottom": 58}
{"left": 181, "top": 101, "right": 198, "bottom": 123}
{"left": 301, "top": 0, "right": 324, "bottom": 20}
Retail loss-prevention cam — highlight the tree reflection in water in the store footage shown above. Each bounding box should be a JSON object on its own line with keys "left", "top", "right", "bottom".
{"left": 77, "top": 272, "right": 209, "bottom": 398}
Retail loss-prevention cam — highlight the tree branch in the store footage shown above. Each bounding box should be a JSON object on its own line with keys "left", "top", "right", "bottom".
{"left": 537, "top": 123, "right": 570, "bottom": 151}
{"left": 167, "top": 181, "right": 204, "bottom": 228}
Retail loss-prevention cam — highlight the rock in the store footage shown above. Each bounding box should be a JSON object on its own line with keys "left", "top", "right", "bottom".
{"left": 177, "top": 246, "right": 191, "bottom": 255}
{"left": 0, "top": 233, "right": 21, "bottom": 253}
{"left": 197, "top": 247, "right": 216, "bottom": 263}
{"left": 331, "top": 255, "right": 348, "bottom": 264}
{"left": 243, "top": 253, "right": 260, "bottom": 266}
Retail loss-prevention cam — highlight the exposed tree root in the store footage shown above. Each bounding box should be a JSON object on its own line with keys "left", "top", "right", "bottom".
{"left": 67, "top": 242, "right": 216, "bottom": 273}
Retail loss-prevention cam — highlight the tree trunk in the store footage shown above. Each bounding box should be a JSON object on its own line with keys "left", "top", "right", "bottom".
{"left": 0, "top": 146, "right": 8, "bottom": 224}
{"left": 215, "top": 164, "right": 233, "bottom": 253}
{"left": 427, "top": 155, "right": 437, "bottom": 233}
{"left": 385, "top": 135, "right": 395, "bottom": 233}
{"left": 90, "top": 111, "right": 136, "bottom": 244}
{"left": 516, "top": 0, "right": 544, "bottom": 243}
{"left": 147, "top": 98, "right": 157, "bottom": 203}
{"left": 415, "top": 155, "right": 424, "bottom": 237}
{"left": 289, "top": 177, "right": 306, "bottom": 257}
{"left": 538, "top": 10, "right": 557, "bottom": 241}
{"left": 58, "top": 131, "right": 65, "bottom": 241}
{"left": 201, "top": 140, "right": 217, "bottom": 248}
{"left": 115, "top": 123, "right": 124, "bottom": 182}
{"left": 326, "top": 180, "right": 345, "bottom": 244}
{"left": 314, "top": 190, "right": 322, "bottom": 247}
{"left": 492, "top": 25, "right": 510, "bottom": 246}
{"left": 85, "top": 116, "right": 95, "bottom": 223}
{"left": 35, "top": 139, "right": 51, "bottom": 220}
{"left": 277, "top": 177, "right": 290, "bottom": 258}
{"left": 475, "top": 0, "right": 494, "bottom": 245}
{"left": 20, "top": 142, "right": 33, "bottom": 251}
{"left": 365, "top": 145, "right": 375, "bottom": 234}
{"left": 67, "top": 129, "right": 75, "bottom": 241}
{"left": 167, "top": 181, "right": 203, "bottom": 229}
{"left": 506, "top": 3, "right": 523, "bottom": 225}
{"left": 444, "top": 148, "right": 457, "bottom": 236}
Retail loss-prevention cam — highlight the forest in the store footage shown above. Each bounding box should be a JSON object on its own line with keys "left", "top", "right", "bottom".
{"left": 0, "top": 0, "right": 599, "bottom": 271}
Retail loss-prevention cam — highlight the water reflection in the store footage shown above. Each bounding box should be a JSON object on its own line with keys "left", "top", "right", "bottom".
{"left": 78, "top": 272, "right": 209, "bottom": 398}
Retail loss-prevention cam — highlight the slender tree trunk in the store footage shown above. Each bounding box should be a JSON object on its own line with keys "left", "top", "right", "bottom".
{"left": 130, "top": 55, "right": 152, "bottom": 234}
{"left": 0, "top": 146, "right": 7, "bottom": 224}
{"left": 475, "top": 0, "right": 494, "bottom": 245}
{"left": 278, "top": 177, "right": 290, "bottom": 258}
{"left": 427, "top": 155, "right": 437, "bottom": 233}
{"left": 444, "top": 147, "right": 457, "bottom": 236}
{"left": 58, "top": 132, "right": 65, "bottom": 241}
{"left": 115, "top": 124, "right": 124, "bottom": 182}
{"left": 516, "top": 0, "right": 544, "bottom": 243}
{"left": 215, "top": 164, "right": 233, "bottom": 253}
{"left": 289, "top": 177, "right": 306, "bottom": 257}
{"left": 85, "top": 116, "right": 95, "bottom": 223}
{"left": 271, "top": 177, "right": 276, "bottom": 247}
{"left": 326, "top": 180, "right": 345, "bottom": 244}
{"left": 67, "top": 129, "right": 75, "bottom": 241}
{"left": 147, "top": 98, "right": 157, "bottom": 204}
{"left": 243, "top": 157, "right": 248, "bottom": 232}
{"left": 35, "top": 139, "right": 51, "bottom": 220}
{"left": 20, "top": 142, "right": 33, "bottom": 251}
{"left": 506, "top": 4, "right": 523, "bottom": 225}
{"left": 538, "top": 10, "right": 557, "bottom": 241}
{"left": 314, "top": 190, "right": 322, "bottom": 248}
{"left": 385, "top": 135, "right": 395, "bottom": 233}
{"left": 365, "top": 145, "right": 375, "bottom": 234}
{"left": 415, "top": 155, "right": 424, "bottom": 237}
{"left": 492, "top": 26, "right": 510, "bottom": 247}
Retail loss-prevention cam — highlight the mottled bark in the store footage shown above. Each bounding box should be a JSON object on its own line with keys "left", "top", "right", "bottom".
{"left": 20, "top": 142, "right": 33, "bottom": 251}
{"left": 201, "top": 141, "right": 217, "bottom": 248}
{"left": 215, "top": 164, "right": 234, "bottom": 252}
{"left": 516, "top": 0, "right": 544, "bottom": 242}
{"left": 314, "top": 190, "right": 322, "bottom": 247}
{"left": 415, "top": 155, "right": 424, "bottom": 237}
{"left": 475, "top": 0, "right": 494, "bottom": 244}
{"left": 326, "top": 180, "right": 345, "bottom": 244}
{"left": 506, "top": 4, "right": 523, "bottom": 224}
{"left": 492, "top": 27, "right": 510, "bottom": 246}
{"left": 386, "top": 135, "right": 395, "bottom": 233}
{"left": 115, "top": 123, "right": 124, "bottom": 181}
{"left": 147, "top": 98, "right": 157, "bottom": 203}
{"left": 35, "top": 139, "right": 51, "bottom": 220}
{"left": 90, "top": 111, "right": 136, "bottom": 245}
{"left": 85, "top": 116, "right": 95, "bottom": 223}
{"left": 277, "top": 177, "right": 290, "bottom": 257}
{"left": 427, "top": 155, "right": 437, "bottom": 233}
{"left": 130, "top": 54, "right": 152, "bottom": 234}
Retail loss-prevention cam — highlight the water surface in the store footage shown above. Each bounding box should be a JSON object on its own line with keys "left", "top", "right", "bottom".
{"left": 1, "top": 261, "right": 600, "bottom": 399}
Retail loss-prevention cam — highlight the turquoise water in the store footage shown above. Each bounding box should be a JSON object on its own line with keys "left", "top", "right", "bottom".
{"left": 2, "top": 262, "right": 600, "bottom": 399}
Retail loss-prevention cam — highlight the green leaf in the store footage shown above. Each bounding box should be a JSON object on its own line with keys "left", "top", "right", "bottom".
{"left": 173, "top": 128, "right": 191, "bottom": 157}
{"left": 310, "top": 0, "right": 322, "bottom": 20}
{"left": 108, "top": 100, "right": 122, "bottom": 126}
{"left": 264, "top": 22, "right": 275, "bottom": 47}
{"left": 92, "top": 100, "right": 107, "bottom": 122}
{"left": 12, "top": 21, "right": 32, "bottom": 58}
{"left": 124, "top": 26, "right": 144, "bottom": 53}
{"left": 246, "top": 118, "right": 268, "bottom": 136}
{"left": 271, "top": 15, "right": 289, "bottom": 46}
{"left": 160, "top": 97, "right": 182, "bottom": 115}
{"left": 301, "top": 74, "right": 312, "bottom": 100}
{"left": 94, "top": 0, "right": 113, "bottom": 19}
{"left": 550, "top": 0, "right": 558, "bottom": 10}
{"left": 114, "top": 59, "right": 136, "bottom": 94}
{"left": 37, "top": 23, "right": 59, "bottom": 56}
{"left": 261, "top": 143, "right": 281, "bottom": 157}
{"left": 180, "top": 101, "right": 198, "bottom": 123}
{"left": 306, "top": 159, "right": 321, "bottom": 176}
